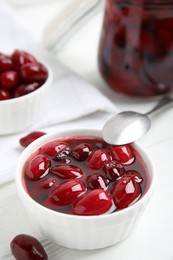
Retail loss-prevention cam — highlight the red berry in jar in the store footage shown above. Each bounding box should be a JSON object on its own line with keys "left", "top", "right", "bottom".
{"left": 87, "top": 149, "right": 111, "bottom": 169}
{"left": 13, "top": 82, "right": 40, "bottom": 98}
{"left": 114, "top": 25, "right": 126, "bottom": 48}
{"left": 98, "top": 0, "right": 173, "bottom": 97}
{"left": 51, "top": 165, "right": 83, "bottom": 179}
{"left": 0, "top": 88, "right": 10, "bottom": 100}
{"left": 49, "top": 180, "right": 87, "bottom": 206}
{"left": 103, "top": 161, "right": 125, "bottom": 181}
{"left": 72, "top": 189, "right": 114, "bottom": 216}
{"left": 12, "top": 49, "right": 37, "bottom": 69}
{"left": 71, "top": 143, "right": 92, "bottom": 160}
{"left": 109, "top": 145, "right": 135, "bottom": 165}
{"left": 10, "top": 234, "right": 48, "bottom": 260}
{"left": 0, "top": 70, "right": 19, "bottom": 90}
{"left": 111, "top": 175, "right": 141, "bottom": 209}
{"left": 21, "top": 62, "right": 48, "bottom": 83}
{"left": 25, "top": 154, "right": 51, "bottom": 180}
{"left": 86, "top": 173, "right": 109, "bottom": 190}
{"left": 19, "top": 131, "right": 46, "bottom": 148}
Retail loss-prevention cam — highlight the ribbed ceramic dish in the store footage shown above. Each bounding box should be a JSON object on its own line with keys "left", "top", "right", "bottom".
{"left": 15, "top": 128, "right": 155, "bottom": 250}
{"left": 0, "top": 58, "right": 52, "bottom": 135}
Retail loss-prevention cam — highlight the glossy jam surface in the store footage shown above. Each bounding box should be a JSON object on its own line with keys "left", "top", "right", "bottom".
{"left": 0, "top": 50, "right": 48, "bottom": 100}
{"left": 23, "top": 136, "right": 149, "bottom": 216}
{"left": 98, "top": 0, "right": 173, "bottom": 97}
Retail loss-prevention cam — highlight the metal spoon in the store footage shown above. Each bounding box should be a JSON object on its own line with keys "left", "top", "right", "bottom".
{"left": 102, "top": 95, "right": 173, "bottom": 145}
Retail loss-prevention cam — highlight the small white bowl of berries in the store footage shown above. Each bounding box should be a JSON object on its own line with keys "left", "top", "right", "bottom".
{"left": 15, "top": 128, "right": 155, "bottom": 250}
{"left": 0, "top": 49, "right": 52, "bottom": 135}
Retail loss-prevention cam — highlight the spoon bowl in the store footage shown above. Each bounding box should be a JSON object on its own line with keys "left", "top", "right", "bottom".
{"left": 102, "top": 95, "right": 173, "bottom": 145}
{"left": 102, "top": 111, "right": 151, "bottom": 145}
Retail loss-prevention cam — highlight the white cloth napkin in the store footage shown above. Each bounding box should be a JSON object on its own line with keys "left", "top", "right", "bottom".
{"left": 0, "top": 1, "right": 117, "bottom": 184}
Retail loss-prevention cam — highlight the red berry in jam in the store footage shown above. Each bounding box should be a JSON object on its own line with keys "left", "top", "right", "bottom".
{"left": 86, "top": 173, "right": 109, "bottom": 190}
{"left": 0, "top": 88, "right": 10, "bottom": 100}
{"left": 71, "top": 143, "right": 92, "bottom": 161}
{"left": 0, "top": 54, "right": 14, "bottom": 73}
{"left": 40, "top": 141, "right": 69, "bottom": 157}
{"left": 53, "top": 147, "right": 70, "bottom": 160}
{"left": 53, "top": 158, "right": 71, "bottom": 164}
{"left": 10, "top": 234, "right": 48, "bottom": 260}
{"left": 13, "top": 82, "right": 40, "bottom": 98}
{"left": 51, "top": 165, "right": 83, "bottom": 179}
{"left": 126, "top": 170, "right": 143, "bottom": 183}
{"left": 41, "top": 177, "right": 57, "bottom": 189}
{"left": 109, "top": 145, "right": 135, "bottom": 165}
{"left": 25, "top": 154, "right": 51, "bottom": 180}
{"left": 24, "top": 136, "right": 147, "bottom": 215}
{"left": 103, "top": 161, "right": 125, "bottom": 181}
{"left": 21, "top": 63, "right": 48, "bottom": 83}
{"left": 12, "top": 49, "right": 37, "bottom": 69}
{"left": 87, "top": 149, "right": 111, "bottom": 169}
{"left": 49, "top": 180, "right": 87, "bottom": 206}
{"left": 0, "top": 70, "right": 19, "bottom": 90}
{"left": 111, "top": 175, "right": 141, "bottom": 209}
{"left": 19, "top": 131, "right": 46, "bottom": 147}
{"left": 72, "top": 189, "right": 114, "bottom": 216}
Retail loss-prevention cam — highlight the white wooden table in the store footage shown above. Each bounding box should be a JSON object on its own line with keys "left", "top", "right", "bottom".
{"left": 1, "top": 1, "right": 173, "bottom": 259}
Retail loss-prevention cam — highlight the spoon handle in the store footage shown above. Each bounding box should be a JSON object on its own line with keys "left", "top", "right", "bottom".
{"left": 146, "top": 96, "right": 173, "bottom": 116}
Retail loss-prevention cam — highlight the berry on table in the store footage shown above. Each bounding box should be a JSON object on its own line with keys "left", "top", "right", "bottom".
{"left": 10, "top": 234, "right": 48, "bottom": 260}
{"left": 19, "top": 131, "right": 46, "bottom": 147}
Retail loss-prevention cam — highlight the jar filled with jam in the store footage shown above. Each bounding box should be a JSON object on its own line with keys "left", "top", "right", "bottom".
{"left": 98, "top": 0, "right": 173, "bottom": 97}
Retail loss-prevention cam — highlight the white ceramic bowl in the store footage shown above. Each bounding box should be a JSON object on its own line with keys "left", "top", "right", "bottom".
{"left": 0, "top": 59, "right": 52, "bottom": 135}
{"left": 15, "top": 128, "right": 155, "bottom": 250}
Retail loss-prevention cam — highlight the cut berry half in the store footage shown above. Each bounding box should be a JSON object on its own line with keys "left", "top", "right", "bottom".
{"left": 72, "top": 189, "right": 115, "bottom": 216}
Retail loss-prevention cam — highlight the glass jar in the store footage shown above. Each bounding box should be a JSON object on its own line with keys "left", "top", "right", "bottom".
{"left": 98, "top": 0, "right": 173, "bottom": 97}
